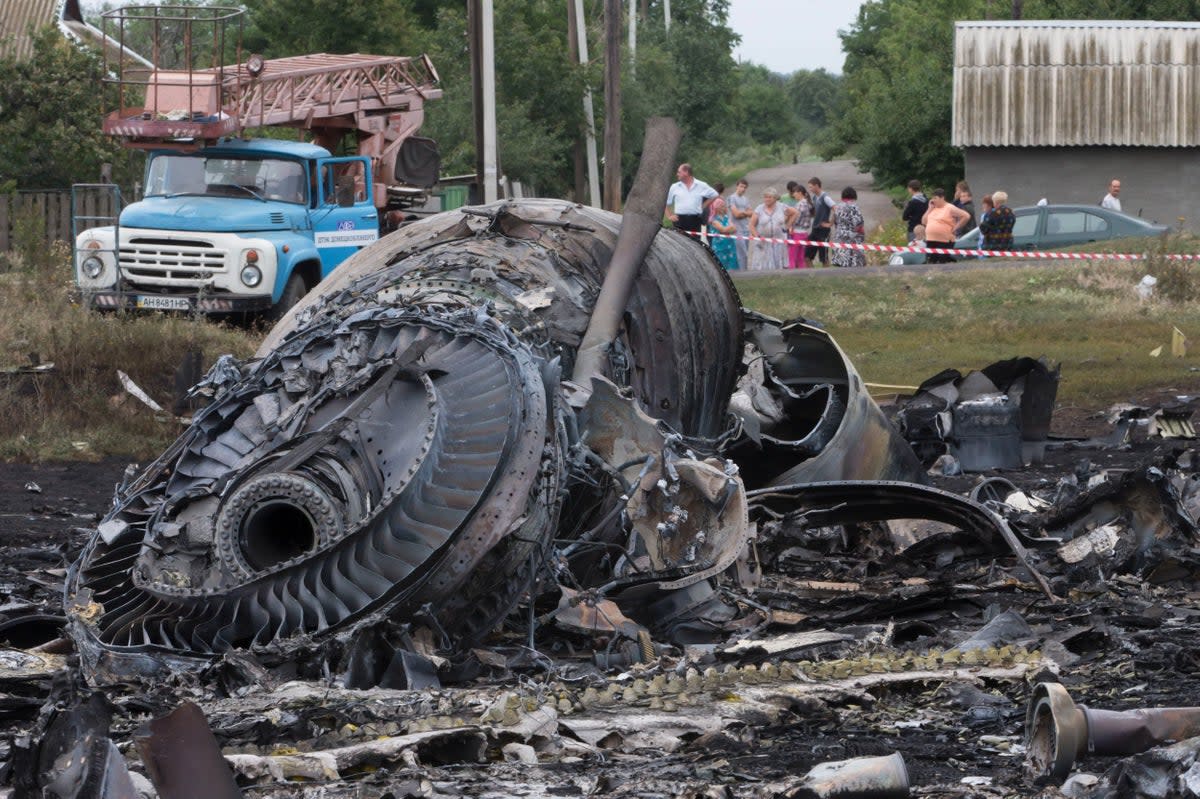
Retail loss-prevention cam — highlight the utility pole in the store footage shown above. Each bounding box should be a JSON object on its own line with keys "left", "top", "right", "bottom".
{"left": 566, "top": 0, "right": 585, "bottom": 203}
{"left": 468, "top": 1, "right": 484, "bottom": 204}
{"left": 571, "top": 0, "right": 601, "bottom": 208}
{"left": 664, "top": 0, "right": 670, "bottom": 33}
{"left": 604, "top": 0, "right": 622, "bottom": 212}
{"left": 467, "top": 1, "right": 499, "bottom": 204}
{"left": 480, "top": 0, "right": 498, "bottom": 202}
{"left": 628, "top": 0, "right": 636, "bottom": 76}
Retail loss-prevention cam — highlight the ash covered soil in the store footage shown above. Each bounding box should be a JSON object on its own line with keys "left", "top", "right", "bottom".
{"left": 5, "top": 399, "right": 1200, "bottom": 798}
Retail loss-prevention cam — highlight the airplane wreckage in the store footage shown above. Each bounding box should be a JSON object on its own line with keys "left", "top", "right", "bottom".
{"left": 12, "top": 120, "right": 1200, "bottom": 797}
{"left": 64, "top": 121, "right": 944, "bottom": 685}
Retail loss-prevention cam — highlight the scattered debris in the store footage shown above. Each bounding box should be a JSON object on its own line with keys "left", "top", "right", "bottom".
{"left": 116, "top": 369, "right": 166, "bottom": 414}
{"left": 783, "top": 752, "right": 910, "bottom": 798}
{"left": 1026, "top": 682, "right": 1200, "bottom": 786}
{"left": 896, "top": 357, "right": 1059, "bottom": 471}
{"left": 1138, "top": 274, "right": 1158, "bottom": 301}
{"left": 3, "top": 148, "right": 1200, "bottom": 795}
{"left": 136, "top": 702, "right": 243, "bottom": 799}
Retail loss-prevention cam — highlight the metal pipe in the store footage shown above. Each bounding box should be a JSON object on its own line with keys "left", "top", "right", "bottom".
{"left": 1025, "top": 682, "right": 1200, "bottom": 783}
{"left": 572, "top": 116, "right": 680, "bottom": 384}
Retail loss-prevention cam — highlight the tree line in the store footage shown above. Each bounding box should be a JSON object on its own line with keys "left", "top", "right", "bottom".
{"left": 831, "top": 0, "right": 1200, "bottom": 191}
{"left": 0, "top": 0, "right": 841, "bottom": 199}
{"left": 3, "top": 0, "right": 1188, "bottom": 200}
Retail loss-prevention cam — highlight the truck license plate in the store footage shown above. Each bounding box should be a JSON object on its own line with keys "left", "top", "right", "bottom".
{"left": 136, "top": 296, "right": 192, "bottom": 311}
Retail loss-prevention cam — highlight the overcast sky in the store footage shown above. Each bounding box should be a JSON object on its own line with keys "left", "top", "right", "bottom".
{"left": 727, "top": 0, "right": 866, "bottom": 75}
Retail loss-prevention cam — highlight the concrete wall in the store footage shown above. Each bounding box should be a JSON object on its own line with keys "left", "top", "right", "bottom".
{"left": 963, "top": 146, "right": 1200, "bottom": 230}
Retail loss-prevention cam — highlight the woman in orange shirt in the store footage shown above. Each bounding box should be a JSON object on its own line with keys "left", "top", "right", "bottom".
{"left": 921, "top": 188, "right": 971, "bottom": 264}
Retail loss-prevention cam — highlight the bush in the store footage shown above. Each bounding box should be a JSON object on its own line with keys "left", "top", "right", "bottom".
{"left": 865, "top": 217, "right": 908, "bottom": 266}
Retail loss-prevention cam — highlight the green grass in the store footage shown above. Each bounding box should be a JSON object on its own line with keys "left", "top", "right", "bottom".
{"left": 733, "top": 259, "right": 1200, "bottom": 409}
{"left": 6, "top": 239, "right": 1200, "bottom": 461}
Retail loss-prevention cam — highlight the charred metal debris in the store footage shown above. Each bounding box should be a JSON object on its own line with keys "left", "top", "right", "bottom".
{"left": 65, "top": 198, "right": 935, "bottom": 684}
{"left": 9, "top": 195, "right": 1200, "bottom": 796}
{"left": 895, "top": 357, "right": 1060, "bottom": 473}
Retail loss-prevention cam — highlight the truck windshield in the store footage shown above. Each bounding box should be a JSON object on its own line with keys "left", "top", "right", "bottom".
{"left": 146, "top": 154, "right": 308, "bottom": 204}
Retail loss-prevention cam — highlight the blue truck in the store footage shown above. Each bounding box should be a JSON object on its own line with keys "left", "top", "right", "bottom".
{"left": 75, "top": 139, "right": 392, "bottom": 316}
{"left": 74, "top": 9, "right": 441, "bottom": 317}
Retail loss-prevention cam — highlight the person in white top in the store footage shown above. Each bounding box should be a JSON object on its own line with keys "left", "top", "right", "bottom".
{"left": 1100, "top": 179, "right": 1122, "bottom": 212}
{"left": 665, "top": 163, "right": 717, "bottom": 236}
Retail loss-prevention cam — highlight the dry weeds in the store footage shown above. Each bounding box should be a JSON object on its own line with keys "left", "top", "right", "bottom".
{"left": 0, "top": 251, "right": 258, "bottom": 460}
{"left": 5, "top": 243, "right": 1200, "bottom": 461}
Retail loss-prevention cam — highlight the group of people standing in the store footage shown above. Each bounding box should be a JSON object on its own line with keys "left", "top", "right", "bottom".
{"left": 902, "top": 179, "right": 1016, "bottom": 261}
{"left": 665, "top": 164, "right": 867, "bottom": 271}
{"left": 666, "top": 165, "right": 1048, "bottom": 270}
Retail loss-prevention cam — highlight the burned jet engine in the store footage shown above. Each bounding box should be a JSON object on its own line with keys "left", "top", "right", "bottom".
{"left": 66, "top": 199, "right": 753, "bottom": 680}
{"left": 66, "top": 132, "right": 936, "bottom": 684}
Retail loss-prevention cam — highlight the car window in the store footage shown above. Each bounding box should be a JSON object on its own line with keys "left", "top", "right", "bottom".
{"left": 1085, "top": 213, "right": 1111, "bottom": 234}
{"left": 1047, "top": 212, "right": 1087, "bottom": 236}
{"left": 1013, "top": 212, "right": 1037, "bottom": 242}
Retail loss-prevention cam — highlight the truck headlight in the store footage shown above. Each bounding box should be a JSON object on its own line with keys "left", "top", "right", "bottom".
{"left": 241, "top": 264, "right": 263, "bottom": 287}
{"left": 82, "top": 256, "right": 105, "bottom": 278}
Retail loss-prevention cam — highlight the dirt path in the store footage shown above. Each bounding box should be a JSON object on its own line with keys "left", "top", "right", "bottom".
{"left": 740, "top": 159, "right": 896, "bottom": 234}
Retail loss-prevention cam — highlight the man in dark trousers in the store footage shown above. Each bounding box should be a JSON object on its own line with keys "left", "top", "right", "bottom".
{"left": 805, "top": 177, "right": 835, "bottom": 266}
{"left": 665, "top": 163, "right": 717, "bottom": 236}
{"left": 902, "top": 179, "right": 928, "bottom": 242}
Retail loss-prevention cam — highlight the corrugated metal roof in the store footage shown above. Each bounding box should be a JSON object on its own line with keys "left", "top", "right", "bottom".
{"left": 0, "top": 0, "right": 61, "bottom": 61}
{"left": 953, "top": 20, "right": 1200, "bottom": 147}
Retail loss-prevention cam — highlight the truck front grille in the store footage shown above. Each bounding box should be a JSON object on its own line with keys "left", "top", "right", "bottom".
{"left": 120, "top": 237, "right": 228, "bottom": 287}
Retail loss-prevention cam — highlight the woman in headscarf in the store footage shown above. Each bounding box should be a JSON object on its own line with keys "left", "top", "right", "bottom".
{"left": 748, "top": 187, "right": 795, "bottom": 271}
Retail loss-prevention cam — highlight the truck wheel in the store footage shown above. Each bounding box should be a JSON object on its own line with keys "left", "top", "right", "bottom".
{"left": 270, "top": 272, "right": 308, "bottom": 321}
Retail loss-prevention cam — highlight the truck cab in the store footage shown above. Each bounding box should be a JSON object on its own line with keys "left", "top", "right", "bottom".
{"left": 75, "top": 139, "right": 376, "bottom": 316}
{"left": 73, "top": 7, "right": 440, "bottom": 317}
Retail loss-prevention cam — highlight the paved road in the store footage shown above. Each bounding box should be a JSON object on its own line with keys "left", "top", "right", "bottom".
{"left": 739, "top": 159, "right": 897, "bottom": 235}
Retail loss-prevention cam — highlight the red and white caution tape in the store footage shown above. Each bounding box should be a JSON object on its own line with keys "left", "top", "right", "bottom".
{"left": 684, "top": 229, "right": 1197, "bottom": 262}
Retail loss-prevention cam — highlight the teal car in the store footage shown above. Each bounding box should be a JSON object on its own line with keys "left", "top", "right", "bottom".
{"left": 888, "top": 204, "right": 1169, "bottom": 265}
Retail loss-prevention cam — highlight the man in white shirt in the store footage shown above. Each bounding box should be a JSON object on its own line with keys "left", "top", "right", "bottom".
{"left": 1100, "top": 179, "right": 1121, "bottom": 212}
{"left": 665, "top": 163, "right": 717, "bottom": 235}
